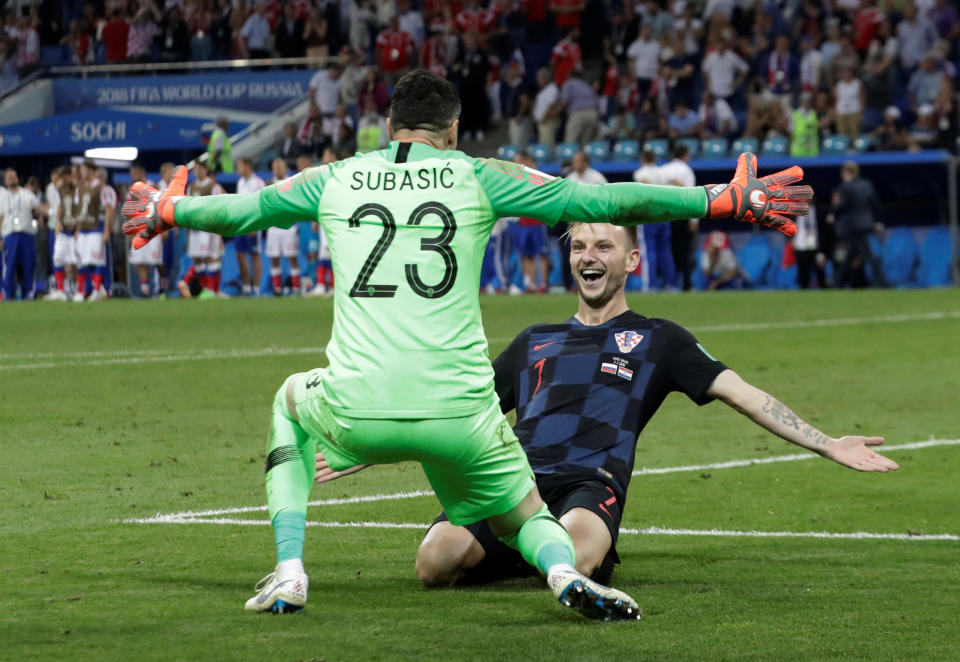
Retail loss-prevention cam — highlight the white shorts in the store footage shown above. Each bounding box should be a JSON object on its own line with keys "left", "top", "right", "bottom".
{"left": 77, "top": 230, "right": 107, "bottom": 267}
{"left": 317, "top": 226, "right": 330, "bottom": 261}
{"left": 52, "top": 232, "right": 78, "bottom": 267}
{"left": 187, "top": 230, "right": 222, "bottom": 259}
{"left": 129, "top": 236, "right": 163, "bottom": 266}
{"left": 266, "top": 226, "right": 299, "bottom": 259}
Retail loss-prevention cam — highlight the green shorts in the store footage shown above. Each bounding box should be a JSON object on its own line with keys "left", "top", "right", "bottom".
{"left": 291, "top": 368, "right": 536, "bottom": 526}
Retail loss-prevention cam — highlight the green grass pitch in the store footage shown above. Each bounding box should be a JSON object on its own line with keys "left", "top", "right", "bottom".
{"left": 2, "top": 289, "right": 959, "bottom": 661}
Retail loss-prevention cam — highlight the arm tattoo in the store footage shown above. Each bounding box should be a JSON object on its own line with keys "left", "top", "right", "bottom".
{"left": 761, "top": 395, "right": 830, "bottom": 448}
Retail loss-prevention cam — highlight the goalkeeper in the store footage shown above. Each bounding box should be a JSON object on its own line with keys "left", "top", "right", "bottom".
{"left": 122, "top": 70, "right": 812, "bottom": 620}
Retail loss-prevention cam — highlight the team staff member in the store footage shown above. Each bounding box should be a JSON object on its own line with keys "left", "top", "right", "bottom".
{"left": 0, "top": 168, "right": 43, "bottom": 300}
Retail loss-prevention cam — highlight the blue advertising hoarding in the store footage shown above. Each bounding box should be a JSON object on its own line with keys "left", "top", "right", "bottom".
{"left": 0, "top": 108, "right": 249, "bottom": 155}
{"left": 52, "top": 70, "right": 314, "bottom": 114}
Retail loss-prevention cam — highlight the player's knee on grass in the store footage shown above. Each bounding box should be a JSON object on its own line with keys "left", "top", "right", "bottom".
{"left": 416, "top": 522, "right": 484, "bottom": 587}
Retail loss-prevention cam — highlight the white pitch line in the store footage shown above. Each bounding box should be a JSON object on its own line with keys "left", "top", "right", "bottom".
{"left": 0, "top": 346, "right": 327, "bottom": 371}
{"left": 155, "top": 489, "right": 435, "bottom": 520}
{"left": 632, "top": 438, "right": 960, "bottom": 476}
{"left": 119, "top": 516, "right": 960, "bottom": 541}
{"left": 485, "top": 310, "right": 960, "bottom": 344}
{"left": 4, "top": 311, "right": 958, "bottom": 369}
{"left": 126, "top": 439, "right": 959, "bottom": 523}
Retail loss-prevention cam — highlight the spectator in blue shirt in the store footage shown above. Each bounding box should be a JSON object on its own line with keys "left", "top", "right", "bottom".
{"left": 668, "top": 100, "right": 702, "bottom": 140}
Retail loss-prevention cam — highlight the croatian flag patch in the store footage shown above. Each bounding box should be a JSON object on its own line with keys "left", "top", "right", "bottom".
{"left": 614, "top": 330, "right": 644, "bottom": 353}
{"left": 600, "top": 362, "right": 618, "bottom": 375}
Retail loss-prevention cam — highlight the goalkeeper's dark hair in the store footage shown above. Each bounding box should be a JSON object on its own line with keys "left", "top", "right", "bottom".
{"left": 389, "top": 70, "right": 461, "bottom": 133}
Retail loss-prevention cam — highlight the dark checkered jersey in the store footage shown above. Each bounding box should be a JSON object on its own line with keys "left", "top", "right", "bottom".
{"left": 493, "top": 311, "right": 727, "bottom": 497}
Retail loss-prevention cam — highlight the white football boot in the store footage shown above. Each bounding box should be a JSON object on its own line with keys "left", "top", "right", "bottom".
{"left": 244, "top": 566, "right": 309, "bottom": 614}
{"left": 547, "top": 564, "right": 642, "bottom": 622}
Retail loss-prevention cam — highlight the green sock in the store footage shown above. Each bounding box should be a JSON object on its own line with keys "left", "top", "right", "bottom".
{"left": 498, "top": 504, "right": 576, "bottom": 575}
{"left": 265, "top": 383, "right": 316, "bottom": 564}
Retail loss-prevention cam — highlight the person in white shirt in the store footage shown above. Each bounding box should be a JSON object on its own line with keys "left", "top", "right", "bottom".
{"left": 566, "top": 151, "right": 607, "bottom": 185}
{"left": 532, "top": 67, "right": 560, "bottom": 148}
{"left": 834, "top": 66, "right": 864, "bottom": 143}
{"left": 241, "top": 4, "right": 272, "bottom": 59}
{"left": 235, "top": 157, "right": 265, "bottom": 296}
{"left": 632, "top": 150, "right": 676, "bottom": 290}
{"left": 702, "top": 39, "right": 749, "bottom": 101}
{"left": 1, "top": 167, "right": 43, "bottom": 300}
{"left": 265, "top": 158, "right": 301, "bottom": 296}
{"left": 698, "top": 90, "right": 738, "bottom": 137}
{"left": 625, "top": 25, "right": 660, "bottom": 99}
{"left": 793, "top": 205, "right": 826, "bottom": 289}
{"left": 309, "top": 63, "right": 344, "bottom": 117}
{"left": 185, "top": 161, "right": 227, "bottom": 296}
{"left": 658, "top": 144, "right": 698, "bottom": 291}
{"left": 126, "top": 163, "right": 165, "bottom": 298}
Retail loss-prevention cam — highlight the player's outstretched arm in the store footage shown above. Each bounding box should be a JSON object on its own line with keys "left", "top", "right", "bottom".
{"left": 122, "top": 165, "right": 323, "bottom": 247}
{"left": 706, "top": 370, "right": 899, "bottom": 472}
{"left": 480, "top": 152, "right": 811, "bottom": 234}
{"left": 314, "top": 450, "right": 370, "bottom": 485}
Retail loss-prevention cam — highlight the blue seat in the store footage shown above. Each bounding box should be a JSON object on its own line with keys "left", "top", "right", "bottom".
{"left": 496, "top": 144, "right": 519, "bottom": 161}
{"left": 761, "top": 135, "right": 789, "bottom": 156}
{"left": 915, "top": 226, "right": 952, "bottom": 287}
{"left": 776, "top": 264, "right": 798, "bottom": 289}
{"left": 528, "top": 143, "right": 553, "bottom": 162}
{"left": 853, "top": 134, "right": 872, "bottom": 153}
{"left": 822, "top": 134, "right": 851, "bottom": 154}
{"left": 585, "top": 140, "right": 610, "bottom": 161}
{"left": 701, "top": 137, "right": 729, "bottom": 157}
{"left": 675, "top": 137, "right": 700, "bottom": 158}
{"left": 644, "top": 139, "right": 669, "bottom": 160}
{"left": 555, "top": 141, "right": 579, "bottom": 162}
{"left": 612, "top": 139, "right": 639, "bottom": 161}
{"left": 880, "top": 227, "right": 919, "bottom": 287}
{"left": 730, "top": 136, "right": 759, "bottom": 156}
{"left": 736, "top": 235, "right": 774, "bottom": 288}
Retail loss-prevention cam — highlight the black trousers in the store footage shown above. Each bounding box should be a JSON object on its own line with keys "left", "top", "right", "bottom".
{"left": 837, "top": 232, "right": 886, "bottom": 288}
{"left": 670, "top": 219, "right": 694, "bottom": 291}
{"left": 795, "top": 249, "right": 827, "bottom": 289}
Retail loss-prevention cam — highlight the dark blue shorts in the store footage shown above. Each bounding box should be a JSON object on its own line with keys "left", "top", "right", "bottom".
{"left": 234, "top": 234, "right": 260, "bottom": 254}
{"left": 510, "top": 224, "right": 547, "bottom": 258}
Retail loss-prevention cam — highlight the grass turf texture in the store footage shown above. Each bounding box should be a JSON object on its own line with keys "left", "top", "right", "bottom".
{"left": 2, "top": 289, "right": 958, "bottom": 661}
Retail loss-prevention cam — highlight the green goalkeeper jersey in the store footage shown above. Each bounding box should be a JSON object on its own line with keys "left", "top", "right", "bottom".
{"left": 173, "top": 141, "right": 707, "bottom": 418}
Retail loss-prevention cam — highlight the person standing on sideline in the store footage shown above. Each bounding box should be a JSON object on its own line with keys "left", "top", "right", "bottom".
{"left": 660, "top": 144, "right": 697, "bottom": 291}
{"left": 0, "top": 167, "right": 43, "bottom": 300}
{"left": 632, "top": 150, "right": 675, "bottom": 291}
{"left": 207, "top": 117, "right": 234, "bottom": 175}
{"left": 831, "top": 161, "right": 885, "bottom": 288}
{"left": 793, "top": 205, "right": 827, "bottom": 289}
{"left": 235, "top": 158, "right": 265, "bottom": 296}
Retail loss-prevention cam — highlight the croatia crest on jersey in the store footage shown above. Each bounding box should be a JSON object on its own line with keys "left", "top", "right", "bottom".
{"left": 614, "top": 330, "right": 643, "bottom": 353}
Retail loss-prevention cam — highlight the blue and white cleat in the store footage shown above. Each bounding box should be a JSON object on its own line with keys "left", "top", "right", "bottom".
{"left": 244, "top": 567, "right": 309, "bottom": 614}
{"left": 547, "top": 565, "right": 642, "bottom": 622}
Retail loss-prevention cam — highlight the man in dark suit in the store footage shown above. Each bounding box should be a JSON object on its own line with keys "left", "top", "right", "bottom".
{"left": 274, "top": 2, "right": 306, "bottom": 59}
{"left": 831, "top": 161, "right": 886, "bottom": 288}
{"left": 276, "top": 122, "right": 304, "bottom": 169}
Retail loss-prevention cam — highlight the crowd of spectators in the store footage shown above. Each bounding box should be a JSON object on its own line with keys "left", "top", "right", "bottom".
{"left": 2, "top": 1, "right": 959, "bottom": 154}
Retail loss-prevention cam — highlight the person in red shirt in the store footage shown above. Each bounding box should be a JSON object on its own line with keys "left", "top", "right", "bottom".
{"left": 101, "top": 9, "right": 130, "bottom": 64}
{"left": 549, "top": 0, "right": 584, "bottom": 31}
{"left": 852, "top": 0, "right": 884, "bottom": 54}
{"left": 455, "top": 0, "right": 498, "bottom": 45}
{"left": 376, "top": 16, "right": 414, "bottom": 83}
{"left": 550, "top": 27, "right": 581, "bottom": 86}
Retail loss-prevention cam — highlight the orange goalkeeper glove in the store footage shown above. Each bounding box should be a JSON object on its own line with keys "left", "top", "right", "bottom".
{"left": 121, "top": 165, "right": 188, "bottom": 249}
{"left": 704, "top": 152, "right": 813, "bottom": 237}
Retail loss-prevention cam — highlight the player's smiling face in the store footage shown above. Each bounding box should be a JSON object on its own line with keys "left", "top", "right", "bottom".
{"left": 569, "top": 223, "right": 639, "bottom": 308}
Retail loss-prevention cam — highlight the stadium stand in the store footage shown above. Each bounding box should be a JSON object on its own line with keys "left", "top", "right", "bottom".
{"left": 0, "top": 0, "right": 957, "bottom": 300}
